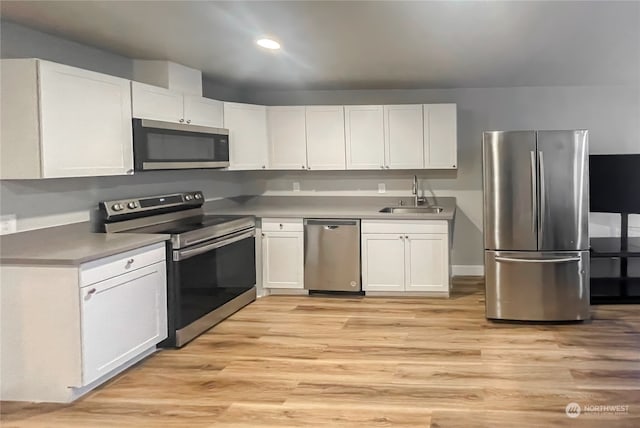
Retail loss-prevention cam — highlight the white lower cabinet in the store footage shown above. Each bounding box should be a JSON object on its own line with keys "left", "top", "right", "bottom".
{"left": 261, "top": 219, "right": 304, "bottom": 289}
{"left": 0, "top": 242, "right": 167, "bottom": 403}
{"left": 81, "top": 260, "right": 167, "bottom": 385}
{"left": 404, "top": 233, "right": 449, "bottom": 292}
{"left": 361, "top": 234, "right": 406, "bottom": 292}
{"left": 361, "top": 221, "right": 450, "bottom": 295}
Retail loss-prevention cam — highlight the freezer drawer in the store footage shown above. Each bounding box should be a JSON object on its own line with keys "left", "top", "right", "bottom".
{"left": 485, "top": 250, "right": 590, "bottom": 321}
{"left": 304, "top": 219, "right": 361, "bottom": 292}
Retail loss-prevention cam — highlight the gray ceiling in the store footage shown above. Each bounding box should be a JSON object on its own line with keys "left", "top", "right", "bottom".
{"left": 1, "top": 1, "right": 639, "bottom": 90}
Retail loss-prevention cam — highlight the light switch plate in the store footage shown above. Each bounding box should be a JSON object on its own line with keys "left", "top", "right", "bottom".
{"left": 0, "top": 214, "right": 17, "bottom": 235}
{"left": 293, "top": 182, "right": 301, "bottom": 192}
{"left": 378, "top": 183, "right": 386, "bottom": 193}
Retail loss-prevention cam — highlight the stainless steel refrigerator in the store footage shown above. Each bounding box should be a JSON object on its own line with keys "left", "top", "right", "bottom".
{"left": 482, "top": 130, "right": 590, "bottom": 321}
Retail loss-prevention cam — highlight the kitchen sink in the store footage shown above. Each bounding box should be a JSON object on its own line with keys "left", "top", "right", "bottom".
{"left": 379, "top": 206, "right": 444, "bottom": 214}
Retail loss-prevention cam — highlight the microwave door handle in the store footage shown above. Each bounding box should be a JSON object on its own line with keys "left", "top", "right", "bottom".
{"left": 173, "top": 230, "right": 255, "bottom": 261}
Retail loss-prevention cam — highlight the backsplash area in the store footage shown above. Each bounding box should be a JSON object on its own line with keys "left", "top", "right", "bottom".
{"left": 0, "top": 170, "right": 247, "bottom": 232}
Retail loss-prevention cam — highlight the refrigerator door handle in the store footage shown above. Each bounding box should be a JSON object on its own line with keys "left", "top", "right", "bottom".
{"left": 538, "top": 150, "right": 546, "bottom": 245}
{"left": 495, "top": 256, "right": 581, "bottom": 264}
{"left": 530, "top": 151, "right": 537, "bottom": 234}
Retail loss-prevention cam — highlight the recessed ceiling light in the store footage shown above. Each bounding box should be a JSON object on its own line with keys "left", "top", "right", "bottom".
{"left": 256, "top": 38, "right": 281, "bottom": 50}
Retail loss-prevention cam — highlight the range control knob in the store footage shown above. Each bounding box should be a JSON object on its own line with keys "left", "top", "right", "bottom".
{"left": 127, "top": 201, "right": 138, "bottom": 209}
{"left": 112, "top": 203, "right": 124, "bottom": 211}
{"left": 194, "top": 193, "right": 202, "bottom": 200}
{"left": 185, "top": 194, "right": 194, "bottom": 201}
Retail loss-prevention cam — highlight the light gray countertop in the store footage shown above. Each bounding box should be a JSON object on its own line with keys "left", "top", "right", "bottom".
{"left": 0, "top": 222, "right": 169, "bottom": 266}
{"left": 204, "top": 195, "right": 456, "bottom": 221}
{"left": 0, "top": 195, "right": 453, "bottom": 266}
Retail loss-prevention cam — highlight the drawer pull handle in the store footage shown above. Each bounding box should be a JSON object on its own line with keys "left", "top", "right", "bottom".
{"left": 85, "top": 288, "right": 97, "bottom": 300}
{"left": 125, "top": 258, "right": 135, "bottom": 268}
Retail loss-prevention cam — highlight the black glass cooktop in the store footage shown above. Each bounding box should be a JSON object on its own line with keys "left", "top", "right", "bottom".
{"left": 128, "top": 215, "right": 249, "bottom": 235}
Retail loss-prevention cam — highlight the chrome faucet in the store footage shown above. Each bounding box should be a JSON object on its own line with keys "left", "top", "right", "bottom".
{"left": 412, "top": 175, "right": 419, "bottom": 206}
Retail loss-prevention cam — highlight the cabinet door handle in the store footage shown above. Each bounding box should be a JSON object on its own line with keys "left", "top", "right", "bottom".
{"left": 262, "top": 165, "right": 266, "bottom": 169}
{"left": 400, "top": 236, "right": 404, "bottom": 240}
{"left": 301, "top": 165, "right": 306, "bottom": 169}
{"left": 186, "top": 119, "right": 191, "bottom": 124}
{"left": 386, "top": 165, "right": 390, "bottom": 169}
{"left": 380, "top": 165, "right": 384, "bottom": 169}
{"left": 179, "top": 118, "right": 185, "bottom": 123}
{"left": 405, "top": 235, "right": 409, "bottom": 239}
{"left": 125, "top": 258, "right": 134, "bottom": 268}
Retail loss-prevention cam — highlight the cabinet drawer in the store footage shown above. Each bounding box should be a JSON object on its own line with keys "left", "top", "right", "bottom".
{"left": 361, "top": 220, "right": 448, "bottom": 234}
{"left": 80, "top": 242, "right": 166, "bottom": 287}
{"left": 262, "top": 218, "right": 304, "bottom": 232}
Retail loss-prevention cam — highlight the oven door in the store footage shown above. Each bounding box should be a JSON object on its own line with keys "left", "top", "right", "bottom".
{"left": 168, "top": 228, "right": 256, "bottom": 347}
{"left": 133, "top": 118, "right": 230, "bottom": 170}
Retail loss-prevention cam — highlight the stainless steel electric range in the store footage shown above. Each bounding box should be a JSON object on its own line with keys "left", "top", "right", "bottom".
{"left": 98, "top": 191, "right": 256, "bottom": 347}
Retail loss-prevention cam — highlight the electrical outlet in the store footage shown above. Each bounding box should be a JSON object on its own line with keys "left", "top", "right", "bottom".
{"left": 378, "top": 183, "right": 386, "bottom": 193}
{"left": 293, "top": 182, "right": 301, "bottom": 192}
{"left": 0, "top": 215, "right": 17, "bottom": 235}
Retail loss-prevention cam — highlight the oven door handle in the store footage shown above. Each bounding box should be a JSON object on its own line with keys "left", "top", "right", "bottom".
{"left": 173, "top": 229, "right": 255, "bottom": 261}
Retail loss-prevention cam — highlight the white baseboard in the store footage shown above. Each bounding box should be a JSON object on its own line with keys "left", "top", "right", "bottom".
{"left": 452, "top": 265, "right": 484, "bottom": 276}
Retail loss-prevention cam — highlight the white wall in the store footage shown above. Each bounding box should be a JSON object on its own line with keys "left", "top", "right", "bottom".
{"left": 0, "top": 20, "right": 249, "bottom": 231}
{"left": 244, "top": 85, "right": 640, "bottom": 265}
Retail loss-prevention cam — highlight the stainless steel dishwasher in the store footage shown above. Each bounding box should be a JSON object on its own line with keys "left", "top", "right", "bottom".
{"left": 304, "top": 219, "right": 361, "bottom": 292}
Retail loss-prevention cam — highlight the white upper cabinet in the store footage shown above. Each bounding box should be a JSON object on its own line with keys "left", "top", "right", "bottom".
{"left": 223, "top": 102, "right": 269, "bottom": 170}
{"left": 183, "top": 96, "right": 223, "bottom": 128}
{"left": 384, "top": 104, "right": 424, "bottom": 169}
{"left": 305, "top": 106, "right": 346, "bottom": 170}
{"left": 131, "top": 81, "right": 183, "bottom": 123}
{"left": 131, "top": 81, "right": 223, "bottom": 128}
{"left": 267, "top": 106, "right": 307, "bottom": 170}
{"left": 424, "top": 103, "right": 457, "bottom": 169}
{"left": 344, "top": 105, "right": 385, "bottom": 170}
{"left": 1, "top": 59, "right": 133, "bottom": 179}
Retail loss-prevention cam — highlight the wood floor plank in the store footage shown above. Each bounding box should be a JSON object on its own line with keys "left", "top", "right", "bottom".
{"left": 3, "top": 277, "right": 640, "bottom": 427}
{"left": 215, "top": 402, "right": 432, "bottom": 428}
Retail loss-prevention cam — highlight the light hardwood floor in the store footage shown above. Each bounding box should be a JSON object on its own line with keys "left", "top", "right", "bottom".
{"left": 2, "top": 277, "right": 640, "bottom": 427}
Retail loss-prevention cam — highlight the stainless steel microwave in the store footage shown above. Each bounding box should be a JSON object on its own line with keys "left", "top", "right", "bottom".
{"left": 133, "top": 119, "right": 230, "bottom": 171}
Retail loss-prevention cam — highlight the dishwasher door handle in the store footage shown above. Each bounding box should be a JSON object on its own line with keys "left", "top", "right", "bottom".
{"left": 325, "top": 225, "right": 339, "bottom": 230}
{"left": 304, "top": 219, "right": 359, "bottom": 227}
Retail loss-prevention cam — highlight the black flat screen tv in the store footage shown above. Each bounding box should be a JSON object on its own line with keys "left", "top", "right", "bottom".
{"left": 589, "top": 154, "right": 640, "bottom": 214}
